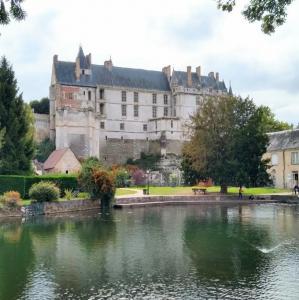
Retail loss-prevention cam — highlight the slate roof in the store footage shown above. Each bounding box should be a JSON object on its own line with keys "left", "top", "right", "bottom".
{"left": 172, "top": 71, "right": 227, "bottom": 91}
{"left": 267, "top": 129, "right": 299, "bottom": 151}
{"left": 44, "top": 148, "right": 69, "bottom": 170}
{"left": 55, "top": 61, "right": 171, "bottom": 91}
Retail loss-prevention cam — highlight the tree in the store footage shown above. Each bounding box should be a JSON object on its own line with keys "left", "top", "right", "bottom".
{"left": 182, "top": 95, "right": 270, "bottom": 193}
{"left": 35, "top": 138, "right": 55, "bottom": 162}
{"left": 259, "top": 105, "right": 293, "bottom": 132}
{"left": 217, "top": 0, "right": 294, "bottom": 34}
{"left": 0, "top": 127, "right": 4, "bottom": 150}
{"left": 0, "top": 0, "right": 26, "bottom": 25}
{"left": 0, "top": 57, "right": 35, "bottom": 174}
{"left": 29, "top": 97, "right": 50, "bottom": 115}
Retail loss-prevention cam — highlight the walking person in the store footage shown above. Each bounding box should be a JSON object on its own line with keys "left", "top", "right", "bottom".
{"left": 294, "top": 184, "right": 299, "bottom": 195}
{"left": 238, "top": 186, "right": 243, "bottom": 200}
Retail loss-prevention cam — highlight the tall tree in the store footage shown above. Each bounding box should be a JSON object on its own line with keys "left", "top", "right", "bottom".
{"left": 217, "top": 0, "right": 294, "bottom": 34}
{"left": 182, "top": 95, "right": 270, "bottom": 193}
{"left": 29, "top": 97, "right": 49, "bottom": 115}
{"left": 35, "top": 138, "right": 55, "bottom": 162}
{"left": 0, "top": 57, "right": 35, "bottom": 174}
{"left": 259, "top": 105, "right": 293, "bottom": 132}
{"left": 0, "top": 0, "right": 26, "bottom": 25}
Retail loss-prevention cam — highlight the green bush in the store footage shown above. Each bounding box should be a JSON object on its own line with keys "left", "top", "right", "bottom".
{"left": 0, "top": 175, "right": 78, "bottom": 198}
{"left": 0, "top": 176, "right": 26, "bottom": 197}
{"left": 64, "top": 189, "right": 74, "bottom": 200}
{"left": 29, "top": 181, "right": 60, "bottom": 202}
{"left": 78, "top": 158, "right": 115, "bottom": 204}
{"left": 115, "top": 168, "right": 131, "bottom": 187}
{"left": 25, "top": 175, "right": 78, "bottom": 197}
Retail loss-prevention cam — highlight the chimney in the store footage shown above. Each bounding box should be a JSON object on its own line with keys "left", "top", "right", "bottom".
{"left": 216, "top": 72, "right": 219, "bottom": 81}
{"left": 208, "top": 72, "right": 215, "bottom": 79}
{"left": 162, "top": 65, "right": 171, "bottom": 82}
{"left": 187, "top": 66, "right": 192, "bottom": 87}
{"left": 196, "top": 66, "right": 201, "bottom": 79}
{"left": 53, "top": 55, "right": 58, "bottom": 63}
{"left": 86, "top": 53, "right": 92, "bottom": 67}
{"left": 104, "top": 58, "right": 113, "bottom": 71}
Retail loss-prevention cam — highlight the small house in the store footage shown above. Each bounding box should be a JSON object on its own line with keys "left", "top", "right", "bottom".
{"left": 43, "top": 148, "right": 81, "bottom": 174}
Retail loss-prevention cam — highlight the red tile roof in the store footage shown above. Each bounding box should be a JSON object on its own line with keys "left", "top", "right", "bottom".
{"left": 44, "top": 148, "right": 69, "bottom": 170}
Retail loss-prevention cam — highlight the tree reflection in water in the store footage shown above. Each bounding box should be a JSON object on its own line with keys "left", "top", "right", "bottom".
{"left": 183, "top": 205, "right": 272, "bottom": 284}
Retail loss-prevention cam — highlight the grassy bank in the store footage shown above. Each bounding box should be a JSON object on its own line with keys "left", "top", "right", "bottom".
{"left": 136, "top": 186, "right": 290, "bottom": 196}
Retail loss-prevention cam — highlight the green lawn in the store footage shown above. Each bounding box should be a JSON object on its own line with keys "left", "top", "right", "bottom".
{"left": 20, "top": 186, "right": 289, "bottom": 205}
{"left": 135, "top": 186, "right": 290, "bottom": 196}
{"left": 115, "top": 188, "right": 138, "bottom": 196}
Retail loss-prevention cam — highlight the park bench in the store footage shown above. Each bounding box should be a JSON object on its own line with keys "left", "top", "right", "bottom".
{"left": 192, "top": 187, "right": 207, "bottom": 195}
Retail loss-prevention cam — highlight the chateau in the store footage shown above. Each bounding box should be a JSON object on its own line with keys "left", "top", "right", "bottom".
{"left": 49, "top": 47, "right": 229, "bottom": 164}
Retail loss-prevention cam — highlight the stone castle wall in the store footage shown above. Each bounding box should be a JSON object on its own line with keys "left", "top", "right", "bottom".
{"left": 34, "top": 113, "right": 50, "bottom": 143}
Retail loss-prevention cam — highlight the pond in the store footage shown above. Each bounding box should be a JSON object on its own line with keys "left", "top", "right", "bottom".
{"left": 0, "top": 204, "right": 298, "bottom": 300}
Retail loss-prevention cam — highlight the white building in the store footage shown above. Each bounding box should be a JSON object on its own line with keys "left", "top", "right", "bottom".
{"left": 49, "top": 47, "right": 229, "bottom": 164}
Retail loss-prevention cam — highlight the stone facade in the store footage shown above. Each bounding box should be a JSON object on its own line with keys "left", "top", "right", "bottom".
{"left": 44, "top": 148, "right": 81, "bottom": 174}
{"left": 34, "top": 113, "right": 50, "bottom": 143}
{"left": 264, "top": 129, "right": 299, "bottom": 189}
{"left": 49, "top": 47, "right": 229, "bottom": 164}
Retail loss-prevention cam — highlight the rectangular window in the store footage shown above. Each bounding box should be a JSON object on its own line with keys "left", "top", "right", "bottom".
{"left": 88, "top": 91, "right": 91, "bottom": 101}
{"left": 152, "top": 93, "right": 157, "bottom": 104}
{"left": 173, "top": 96, "right": 176, "bottom": 106}
{"left": 134, "top": 92, "right": 139, "bottom": 102}
{"left": 164, "top": 107, "right": 168, "bottom": 117}
{"left": 143, "top": 124, "right": 147, "bottom": 131}
{"left": 120, "top": 123, "right": 125, "bottom": 130}
{"left": 173, "top": 108, "right": 176, "bottom": 117}
{"left": 271, "top": 154, "right": 278, "bottom": 165}
{"left": 122, "top": 91, "right": 126, "bottom": 102}
{"left": 291, "top": 152, "right": 299, "bottom": 165}
{"left": 152, "top": 106, "right": 157, "bottom": 118}
{"left": 171, "top": 120, "right": 173, "bottom": 128}
{"left": 196, "top": 95, "right": 201, "bottom": 106}
{"left": 100, "top": 89, "right": 104, "bottom": 99}
{"left": 66, "top": 93, "right": 73, "bottom": 100}
{"left": 121, "top": 104, "right": 127, "bottom": 117}
{"left": 100, "top": 103, "right": 104, "bottom": 115}
{"left": 164, "top": 94, "right": 168, "bottom": 105}
{"left": 100, "top": 122, "right": 105, "bottom": 129}
{"left": 134, "top": 105, "right": 139, "bottom": 117}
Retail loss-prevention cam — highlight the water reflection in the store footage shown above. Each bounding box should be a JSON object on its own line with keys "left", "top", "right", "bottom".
{"left": 0, "top": 205, "right": 298, "bottom": 299}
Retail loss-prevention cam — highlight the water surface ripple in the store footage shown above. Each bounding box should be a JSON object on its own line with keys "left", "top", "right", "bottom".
{"left": 0, "top": 204, "right": 298, "bottom": 299}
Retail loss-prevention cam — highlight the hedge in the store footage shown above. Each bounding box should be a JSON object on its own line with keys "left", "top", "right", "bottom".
{"left": 0, "top": 175, "right": 78, "bottom": 199}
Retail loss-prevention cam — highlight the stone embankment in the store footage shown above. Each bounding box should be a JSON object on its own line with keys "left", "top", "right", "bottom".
{"left": 0, "top": 199, "right": 100, "bottom": 218}
{"left": 114, "top": 194, "right": 280, "bottom": 208}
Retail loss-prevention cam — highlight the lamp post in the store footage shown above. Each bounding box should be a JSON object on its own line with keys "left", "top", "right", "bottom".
{"left": 146, "top": 169, "right": 150, "bottom": 195}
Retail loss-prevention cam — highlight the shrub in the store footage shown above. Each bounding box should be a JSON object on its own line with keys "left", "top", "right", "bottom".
{"left": 115, "top": 168, "right": 131, "bottom": 187}
{"left": 78, "top": 158, "right": 116, "bottom": 204}
{"left": 78, "top": 157, "right": 102, "bottom": 195}
{"left": 92, "top": 169, "right": 116, "bottom": 202}
{"left": 29, "top": 181, "right": 60, "bottom": 202}
{"left": 132, "top": 169, "right": 146, "bottom": 186}
{"left": 0, "top": 176, "right": 25, "bottom": 197}
{"left": 0, "top": 191, "right": 22, "bottom": 207}
{"left": 0, "top": 175, "right": 78, "bottom": 199}
{"left": 64, "top": 189, "right": 74, "bottom": 200}
{"left": 25, "top": 175, "right": 78, "bottom": 198}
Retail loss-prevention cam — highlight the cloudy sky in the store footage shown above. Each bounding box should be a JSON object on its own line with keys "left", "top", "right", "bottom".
{"left": 0, "top": 0, "right": 298, "bottom": 124}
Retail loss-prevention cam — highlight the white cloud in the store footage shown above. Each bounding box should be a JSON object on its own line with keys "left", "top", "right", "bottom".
{"left": 0, "top": 0, "right": 298, "bottom": 124}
